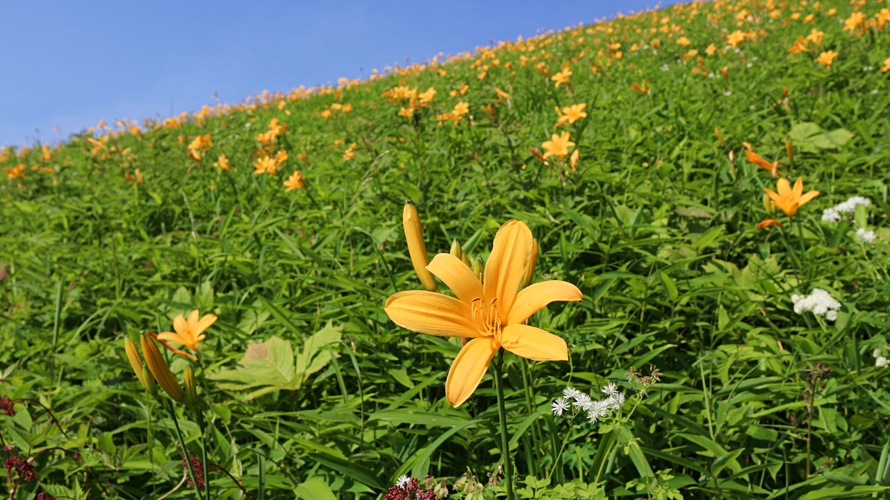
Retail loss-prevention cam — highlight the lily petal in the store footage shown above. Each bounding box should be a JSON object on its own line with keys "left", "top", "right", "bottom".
{"left": 792, "top": 178, "right": 803, "bottom": 199}
{"left": 507, "top": 280, "right": 582, "bottom": 325}
{"left": 446, "top": 337, "right": 499, "bottom": 407}
{"left": 799, "top": 190, "right": 819, "bottom": 206}
{"left": 195, "top": 313, "right": 217, "bottom": 336}
{"left": 764, "top": 187, "right": 782, "bottom": 204}
{"left": 173, "top": 314, "right": 188, "bottom": 336}
{"left": 777, "top": 177, "right": 791, "bottom": 197}
{"left": 187, "top": 310, "right": 200, "bottom": 333}
{"left": 427, "top": 253, "right": 482, "bottom": 304}
{"left": 499, "top": 324, "right": 568, "bottom": 361}
{"left": 385, "top": 291, "right": 479, "bottom": 338}
{"left": 483, "top": 220, "right": 533, "bottom": 321}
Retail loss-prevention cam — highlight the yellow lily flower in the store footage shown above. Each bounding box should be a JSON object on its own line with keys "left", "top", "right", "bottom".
{"left": 157, "top": 310, "right": 216, "bottom": 355}
{"left": 764, "top": 177, "right": 819, "bottom": 217}
{"left": 385, "top": 220, "right": 582, "bottom": 407}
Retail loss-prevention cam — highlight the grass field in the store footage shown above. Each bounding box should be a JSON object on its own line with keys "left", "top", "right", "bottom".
{"left": 3, "top": 1, "right": 890, "bottom": 498}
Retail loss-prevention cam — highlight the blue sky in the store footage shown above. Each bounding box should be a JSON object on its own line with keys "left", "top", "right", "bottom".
{"left": 0, "top": 0, "right": 679, "bottom": 148}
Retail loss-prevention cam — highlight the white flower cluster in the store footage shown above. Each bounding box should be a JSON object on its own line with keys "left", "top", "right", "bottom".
{"left": 874, "top": 348, "right": 888, "bottom": 368}
{"left": 821, "top": 196, "right": 870, "bottom": 222}
{"left": 856, "top": 228, "right": 876, "bottom": 244}
{"left": 791, "top": 289, "right": 841, "bottom": 321}
{"left": 552, "top": 385, "right": 625, "bottom": 424}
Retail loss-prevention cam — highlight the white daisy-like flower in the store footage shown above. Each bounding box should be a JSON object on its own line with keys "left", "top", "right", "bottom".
{"left": 563, "top": 387, "right": 581, "bottom": 400}
{"left": 825, "top": 310, "right": 838, "bottom": 322}
{"left": 877, "top": 356, "right": 889, "bottom": 368}
{"left": 573, "top": 393, "right": 592, "bottom": 409}
{"left": 602, "top": 383, "right": 618, "bottom": 396}
{"left": 396, "top": 475, "right": 411, "bottom": 488}
{"left": 551, "top": 397, "right": 570, "bottom": 416}
{"left": 856, "top": 228, "right": 876, "bottom": 244}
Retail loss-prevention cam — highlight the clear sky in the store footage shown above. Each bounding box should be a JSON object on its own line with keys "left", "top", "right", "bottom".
{"left": 0, "top": 0, "right": 680, "bottom": 148}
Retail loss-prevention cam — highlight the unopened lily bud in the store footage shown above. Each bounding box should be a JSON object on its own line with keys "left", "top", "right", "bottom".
{"left": 763, "top": 193, "right": 776, "bottom": 215}
{"left": 140, "top": 334, "right": 184, "bottom": 403}
{"left": 472, "top": 257, "right": 484, "bottom": 280}
{"left": 461, "top": 250, "right": 470, "bottom": 268}
{"left": 184, "top": 366, "right": 200, "bottom": 410}
{"left": 124, "top": 338, "right": 148, "bottom": 388}
{"left": 785, "top": 140, "right": 794, "bottom": 168}
{"left": 124, "top": 337, "right": 158, "bottom": 397}
{"left": 521, "top": 240, "right": 539, "bottom": 288}
{"left": 403, "top": 201, "right": 438, "bottom": 292}
{"left": 450, "top": 238, "right": 462, "bottom": 259}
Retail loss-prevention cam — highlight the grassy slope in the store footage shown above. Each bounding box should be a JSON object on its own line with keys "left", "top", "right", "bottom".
{"left": 2, "top": 0, "right": 890, "bottom": 498}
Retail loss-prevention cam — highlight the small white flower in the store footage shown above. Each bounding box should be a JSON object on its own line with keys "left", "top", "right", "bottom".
{"left": 615, "top": 392, "right": 626, "bottom": 406}
{"left": 586, "top": 411, "right": 599, "bottom": 424}
{"left": 873, "top": 90, "right": 880, "bottom": 95}
{"left": 660, "top": 64, "right": 670, "bottom": 72}
{"left": 723, "top": 91, "right": 732, "bottom": 97}
{"left": 877, "top": 356, "right": 889, "bottom": 368}
{"left": 791, "top": 294, "right": 801, "bottom": 303}
{"left": 825, "top": 310, "right": 838, "bottom": 322}
{"left": 874, "top": 348, "right": 883, "bottom": 358}
{"left": 396, "top": 475, "right": 411, "bottom": 488}
{"left": 573, "top": 393, "right": 592, "bottom": 409}
{"left": 563, "top": 387, "right": 580, "bottom": 400}
{"left": 552, "top": 397, "right": 570, "bottom": 416}
{"left": 821, "top": 208, "right": 841, "bottom": 222}
{"left": 856, "top": 228, "right": 876, "bottom": 244}
{"left": 602, "top": 383, "right": 618, "bottom": 396}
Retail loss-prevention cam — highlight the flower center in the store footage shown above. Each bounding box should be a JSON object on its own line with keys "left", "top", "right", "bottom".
{"left": 471, "top": 297, "right": 502, "bottom": 338}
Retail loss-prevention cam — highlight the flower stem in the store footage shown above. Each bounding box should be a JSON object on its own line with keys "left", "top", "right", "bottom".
{"left": 165, "top": 401, "right": 203, "bottom": 500}
{"left": 492, "top": 350, "right": 514, "bottom": 500}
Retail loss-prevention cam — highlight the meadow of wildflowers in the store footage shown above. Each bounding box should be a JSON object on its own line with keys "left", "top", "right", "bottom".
{"left": 3, "top": 0, "right": 890, "bottom": 498}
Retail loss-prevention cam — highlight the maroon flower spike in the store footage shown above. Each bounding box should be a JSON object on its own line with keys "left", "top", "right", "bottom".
{"left": 384, "top": 478, "right": 436, "bottom": 500}
{"left": 183, "top": 453, "right": 206, "bottom": 491}
{"left": 5, "top": 455, "right": 37, "bottom": 482}
{"left": 0, "top": 397, "right": 15, "bottom": 417}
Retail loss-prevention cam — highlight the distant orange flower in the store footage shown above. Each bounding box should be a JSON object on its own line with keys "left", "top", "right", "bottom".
{"left": 843, "top": 11, "right": 865, "bottom": 33}
{"left": 253, "top": 155, "right": 278, "bottom": 175}
{"left": 764, "top": 178, "right": 819, "bottom": 217}
{"left": 632, "top": 80, "right": 650, "bottom": 94}
{"left": 214, "top": 153, "right": 231, "bottom": 171}
{"left": 726, "top": 30, "right": 745, "bottom": 48}
{"left": 283, "top": 171, "right": 304, "bottom": 192}
{"left": 570, "top": 149, "right": 579, "bottom": 171}
{"left": 554, "top": 103, "right": 587, "bottom": 128}
{"left": 541, "top": 132, "right": 575, "bottom": 159}
{"left": 3, "top": 164, "right": 25, "bottom": 179}
{"left": 881, "top": 56, "right": 890, "bottom": 73}
{"left": 815, "top": 50, "right": 838, "bottom": 69}
{"left": 550, "top": 69, "right": 572, "bottom": 88}
{"left": 806, "top": 28, "right": 824, "bottom": 46}
{"left": 124, "top": 169, "right": 144, "bottom": 185}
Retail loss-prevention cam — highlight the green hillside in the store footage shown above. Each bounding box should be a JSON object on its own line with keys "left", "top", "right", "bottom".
{"left": 3, "top": 1, "right": 890, "bottom": 498}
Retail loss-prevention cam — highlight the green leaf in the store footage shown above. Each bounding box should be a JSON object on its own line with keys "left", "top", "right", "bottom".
{"left": 296, "top": 477, "right": 338, "bottom": 500}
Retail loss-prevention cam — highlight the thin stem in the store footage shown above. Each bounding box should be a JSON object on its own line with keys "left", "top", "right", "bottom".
{"left": 198, "top": 418, "right": 211, "bottom": 500}
{"left": 492, "top": 350, "right": 514, "bottom": 500}
{"left": 165, "top": 401, "right": 203, "bottom": 500}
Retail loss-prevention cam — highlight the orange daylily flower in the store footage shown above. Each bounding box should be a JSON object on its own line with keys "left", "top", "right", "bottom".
{"left": 4, "top": 164, "right": 25, "bottom": 179}
{"left": 554, "top": 103, "right": 588, "bottom": 128}
{"left": 632, "top": 80, "right": 650, "bottom": 94}
{"left": 283, "top": 171, "right": 304, "bottom": 192}
{"left": 764, "top": 178, "right": 819, "bottom": 217}
{"left": 550, "top": 69, "right": 572, "bottom": 87}
{"left": 746, "top": 150, "right": 783, "bottom": 177}
{"left": 157, "top": 310, "right": 217, "bottom": 355}
{"left": 756, "top": 219, "right": 783, "bottom": 230}
{"left": 815, "top": 50, "right": 838, "bottom": 69}
{"left": 541, "top": 132, "right": 575, "bottom": 159}
{"left": 384, "top": 220, "right": 582, "bottom": 407}
{"left": 214, "top": 154, "right": 231, "bottom": 171}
